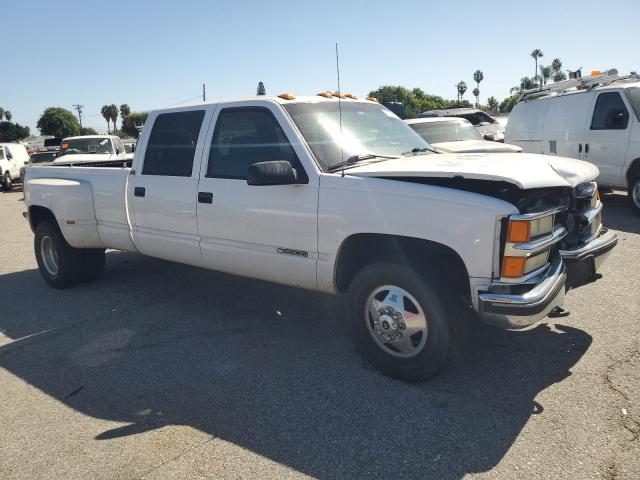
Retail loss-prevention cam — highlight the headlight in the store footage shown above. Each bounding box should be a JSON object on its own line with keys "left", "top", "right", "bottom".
{"left": 506, "top": 215, "right": 554, "bottom": 243}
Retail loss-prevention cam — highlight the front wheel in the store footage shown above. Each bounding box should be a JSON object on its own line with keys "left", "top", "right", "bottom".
{"left": 629, "top": 174, "right": 640, "bottom": 217}
{"left": 348, "top": 262, "right": 456, "bottom": 382}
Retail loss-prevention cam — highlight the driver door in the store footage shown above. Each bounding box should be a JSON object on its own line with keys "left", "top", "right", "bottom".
{"left": 196, "top": 102, "right": 319, "bottom": 289}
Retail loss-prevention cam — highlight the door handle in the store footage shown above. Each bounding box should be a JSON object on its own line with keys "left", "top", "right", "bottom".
{"left": 134, "top": 186, "right": 145, "bottom": 197}
{"left": 584, "top": 143, "right": 589, "bottom": 154}
{"left": 578, "top": 143, "right": 582, "bottom": 154}
{"left": 198, "top": 192, "right": 213, "bottom": 204}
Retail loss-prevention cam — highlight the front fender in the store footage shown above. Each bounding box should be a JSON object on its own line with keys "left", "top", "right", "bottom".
{"left": 25, "top": 177, "right": 104, "bottom": 248}
{"left": 317, "top": 175, "right": 517, "bottom": 292}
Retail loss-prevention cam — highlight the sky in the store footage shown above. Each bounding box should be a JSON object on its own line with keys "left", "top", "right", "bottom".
{"left": 3, "top": 0, "right": 639, "bottom": 134}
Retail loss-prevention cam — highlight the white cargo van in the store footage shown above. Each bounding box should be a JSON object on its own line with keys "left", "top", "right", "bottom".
{"left": 505, "top": 71, "right": 640, "bottom": 215}
{"left": 0, "top": 143, "right": 30, "bottom": 190}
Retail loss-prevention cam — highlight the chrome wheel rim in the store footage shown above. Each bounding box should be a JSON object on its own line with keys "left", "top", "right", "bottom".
{"left": 365, "top": 285, "right": 428, "bottom": 358}
{"left": 40, "top": 235, "right": 59, "bottom": 276}
{"left": 633, "top": 180, "right": 640, "bottom": 208}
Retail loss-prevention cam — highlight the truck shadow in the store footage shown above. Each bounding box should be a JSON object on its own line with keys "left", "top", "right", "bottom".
{"left": 0, "top": 252, "right": 591, "bottom": 479}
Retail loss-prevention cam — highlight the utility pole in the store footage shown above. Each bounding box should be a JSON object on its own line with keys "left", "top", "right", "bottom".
{"left": 72, "top": 104, "right": 84, "bottom": 134}
{"left": 202, "top": 83, "right": 206, "bottom": 102}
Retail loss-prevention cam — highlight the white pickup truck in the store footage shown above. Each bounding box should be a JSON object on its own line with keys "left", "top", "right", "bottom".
{"left": 23, "top": 94, "right": 618, "bottom": 381}
{"left": 53, "top": 135, "right": 129, "bottom": 165}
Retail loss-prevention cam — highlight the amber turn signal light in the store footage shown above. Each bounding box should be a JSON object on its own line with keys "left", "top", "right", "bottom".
{"left": 501, "top": 256, "right": 527, "bottom": 278}
{"left": 507, "top": 220, "right": 531, "bottom": 243}
{"left": 278, "top": 93, "right": 295, "bottom": 100}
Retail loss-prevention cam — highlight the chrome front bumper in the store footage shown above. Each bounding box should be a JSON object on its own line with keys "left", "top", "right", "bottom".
{"left": 477, "top": 229, "right": 618, "bottom": 329}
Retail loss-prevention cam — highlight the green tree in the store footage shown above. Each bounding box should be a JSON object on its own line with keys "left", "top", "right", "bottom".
{"left": 0, "top": 107, "right": 4, "bottom": 120}
{"left": 120, "top": 104, "right": 131, "bottom": 119}
{"left": 456, "top": 81, "right": 467, "bottom": 103}
{"left": 368, "top": 85, "right": 469, "bottom": 119}
{"left": 551, "top": 58, "right": 566, "bottom": 82}
{"left": 4, "top": 111, "right": 12, "bottom": 121}
{"left": 473, "top": 70, "right": 484, "bottom": 107}
{"left": 108, "top": 104, "right": 119, "bottom": 134}
{"left": 101, "top": 105, "right": 111, "bottom": 134}
{"left": 37, "top": 107, "right": 81, "bottom": 137}
{"left": 539, "top": 65, "right": 552, "bottom": 85}
{"left": 511, "top": 76, "right": 536, "bottom": 94}
{"left": 531, "top": 49, "right": 544, "bottom": 86}
{"left": 499, "top": 94, "right": 519, "bottom": 113}
{"left": 0, "top": 122, "right": 30, "bottom": 142}
{"left": 82, "top": 127, "right": 98, "bottom": 135}
{"left": 472, "top": 87, "right": 480, "bottom": 106}
{"left": 121, "top": 111, "right": 149, "bottom": 138}
{"left": 256, "top": 82, "right": 266, "bottom": 96}
{"left": 553, "top": 71, "right": 567, "bottom": 82}
{"left": 487, "top": 96, "right": 499, "bottom": 112}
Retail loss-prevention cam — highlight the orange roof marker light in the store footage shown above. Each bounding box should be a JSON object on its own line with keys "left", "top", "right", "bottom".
{"left": 332, "top": 91, "right": 347, "bottom": 99}
{"left": 278, "top": 93, "right": 296, "bottom": 100}
{"left": 317, "top": 91, "right": 333, "bottom": 98}
{"left": 344, "top": 93, "right": 358, "bottom": 100}
{"left": 591, "top": 70, "right": 602, "bottom": 76}
{"left": 366, "top": 96, "right": 379, "bottom": 103}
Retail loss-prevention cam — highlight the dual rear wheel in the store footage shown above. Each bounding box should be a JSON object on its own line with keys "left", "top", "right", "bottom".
{"left": 34, "top": 220, "right": 105, "bottom": 289}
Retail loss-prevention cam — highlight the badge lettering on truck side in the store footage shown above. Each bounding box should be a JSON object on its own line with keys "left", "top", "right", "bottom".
{"left": 277, "top": 248, "right": 309, "bottom": 258}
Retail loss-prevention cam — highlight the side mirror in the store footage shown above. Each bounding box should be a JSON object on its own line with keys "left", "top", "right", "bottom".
{"left": 483, "top": 133, "right": 496, "bottom": 141}
{"left": 247, "top": 161, "right": 298, "bottom": 186}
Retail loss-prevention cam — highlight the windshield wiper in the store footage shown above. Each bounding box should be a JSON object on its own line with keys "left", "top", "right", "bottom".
{"left": 326, "top": 153, "right": 399, "bottom": 173}
{"left": 402, "top": 146, "right": 439, "bottom": 155}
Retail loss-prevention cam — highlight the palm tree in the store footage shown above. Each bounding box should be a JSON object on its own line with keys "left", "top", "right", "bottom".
{"left": 551, "top": 58, "right": 566, "bottom": 82}
{"left": 456, "top": 81, "right": 467, "bottom": 103}
{"left": 472, "top": 88, "right": 480, "bottom": 107}
{"left": 4, "top": 111, "right": 11, "bottom": 121}
{"left": 120, "top": 104, "right": 130, "bottom": 120}
{"left": 109, "top": 104, "right": 119, "bottom": 134}
{"left": 101, "top": 105, "right": 110, "bottom": 134}
{"left": 487, "top": 96, "right": 499, "bottom": 112}
{"left": 539, "top": 65, "right": 552, "bottom": 86}
{"left": 0, "top": 107, "right": 4, "bottom": 121}
{"left": 473, "top": 70, "right": 484, "bottom": 107}
{"left": 531, "top": 49, "right": 544, "bottom": 86}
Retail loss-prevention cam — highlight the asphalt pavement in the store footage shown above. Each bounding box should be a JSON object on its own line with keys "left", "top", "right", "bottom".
{"left": 0, "top": 187, "right": 638, "bottom": 479}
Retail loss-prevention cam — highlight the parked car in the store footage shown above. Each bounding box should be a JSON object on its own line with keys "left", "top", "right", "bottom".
{"left": 406, "top": 117, "right": 522, "bottom": 153}
{"left": 0, "top": 143, "right": 30, "bottom": 190}
{"left": 53, "top": 135, "right": 129, "bottom": 165}
{"left": 20, "top": 151, "right": 58, "bottom": 179}
{"left": 418, "top": 108, "right": 505, "bottom": 142}
{"left": 505, "top": 70, "right": 640, "bottom": 215}
{"left": 23, "top": 94, "right": 617, "bottom": 381}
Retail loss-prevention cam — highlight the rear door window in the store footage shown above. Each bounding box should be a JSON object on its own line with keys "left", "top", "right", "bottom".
{"left": 142, "top": 110, "right": 205, "bottom": 176}
{"left": 207, "top": 108, "right": 298, "bottom": 179}
{"left": 590, "top": 92, "right": 629, "bottom": 130}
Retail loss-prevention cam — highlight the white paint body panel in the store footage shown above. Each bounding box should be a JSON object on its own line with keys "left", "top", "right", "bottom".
{"left": 0, "top": 143, "right": 30, "bottom": 179}
{"left": 346, "top": 152, "right": 599, "bottom": 189}
{"left": 433, "top": 140, "right": 522, "bottom": 154}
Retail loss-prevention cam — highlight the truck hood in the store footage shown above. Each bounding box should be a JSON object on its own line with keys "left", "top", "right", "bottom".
{"left": 53, "top": 153, "right": 115, "bottom": 164}
{"left": 347, "top": 152, "right": 599, "bottom": 189}
{"left": 433, "top": 140, "right": 523, "bottom": 154}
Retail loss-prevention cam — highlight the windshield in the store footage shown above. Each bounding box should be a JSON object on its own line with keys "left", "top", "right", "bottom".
{"left": 626, "top": 87, "right": 640, "bottom": 121}
{"left": 461, "top": 112, "right": 496, "bottom": 126}
{"left": 283, "top": 102, "right": 433, "bottom": 170}
{"left": 409, "top": 120, "right": 483, "bottom": 144}
{"left": 30, "top": 152, "right": 57, "bottom": 163}
{"left": 59, "top": 137, "right": 114, "bottom": 156}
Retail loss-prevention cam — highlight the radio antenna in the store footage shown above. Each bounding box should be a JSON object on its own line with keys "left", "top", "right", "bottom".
{"left": 335, "top": 42, "right": 345, "bottom": 177}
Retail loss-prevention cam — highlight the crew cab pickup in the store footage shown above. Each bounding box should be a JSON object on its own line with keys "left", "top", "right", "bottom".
{"left": 23, "top": 95, "right": 618, "bottom": 381}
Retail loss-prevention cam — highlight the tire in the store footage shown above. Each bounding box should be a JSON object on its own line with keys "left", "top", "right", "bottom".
{"left": 629, "top": 173, "right": 640, "bottom": 217}
{"left": 347, "top": 262, "right": 460, "bottom": 382}
{"left": 81, "top": 249, "right": 106, "bottom": 282}
{"left": 2, "top": 172, "right": 12, "bottom": 191}
{"left": 34, "top": 220, "right": 84, "bottom": 288}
